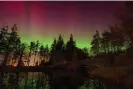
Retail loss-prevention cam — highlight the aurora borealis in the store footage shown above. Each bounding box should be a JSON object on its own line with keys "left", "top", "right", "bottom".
{"left": 0, "top": 1, "right": 124, "bottom": 49}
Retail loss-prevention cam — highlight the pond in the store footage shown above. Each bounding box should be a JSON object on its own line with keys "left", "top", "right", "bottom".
{"left": 0, "top": 71, "right": 132, "bottom": 89}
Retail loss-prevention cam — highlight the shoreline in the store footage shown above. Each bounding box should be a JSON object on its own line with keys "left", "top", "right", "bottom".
{"left": 89, "top": 66, "right": 133, "bottom": 87}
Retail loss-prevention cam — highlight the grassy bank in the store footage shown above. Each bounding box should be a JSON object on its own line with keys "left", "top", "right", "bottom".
{"left": 89, "top": 66, "right": 133, "bottom": 86}
{"left": 89, "top": 53, "right": 133, "bottom": 86}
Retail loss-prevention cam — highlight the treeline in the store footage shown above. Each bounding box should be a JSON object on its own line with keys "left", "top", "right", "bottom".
{"left": 91, "top": 2, "right": 133, "bottom": 55}
{"left": 0, "top": 25, "right": 89, "bottom": 66}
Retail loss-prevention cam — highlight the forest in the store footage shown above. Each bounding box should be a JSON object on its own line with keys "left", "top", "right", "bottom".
{"left": 89, "top": 2, "right": 133, "bottom": 86}
{"left": 0, "top": 24, "right": 89, "bottom": 67}
{"left": 0, "top": 2, "right": 132, "bottom": 68}
{"left": 0, "top": 1, "right": 133, "bottom": 89}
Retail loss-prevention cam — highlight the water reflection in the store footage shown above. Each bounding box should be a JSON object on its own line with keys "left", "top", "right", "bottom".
{"left": 0, "top": 72, "right": 50, "bottom": 89}
{"left": 0, "top": 71, "right": 132, "bottom": 89}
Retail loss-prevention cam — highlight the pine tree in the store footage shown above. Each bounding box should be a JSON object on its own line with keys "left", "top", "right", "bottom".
{"left": 101, "top": 31, "right": 111, "bottom": 54}
{"left": 28, "top": 41, "right": 36, "bottom": 66}
{"left": 118, "top": 2, "right": 133, "bottom": 47}
{"left": 65, "top": 34, "right": 76, "bottom": 61}
{"left": 91, "top": 30, "right": 101, "bottom": 55}
{"left": 55, "top": 34, "right": 65, "bottom": 64}
{"left": 50, "top": 38, "right": 57, "bottom": 64}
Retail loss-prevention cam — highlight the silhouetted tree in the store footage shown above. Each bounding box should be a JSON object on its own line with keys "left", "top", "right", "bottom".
{"left": 28, "top": 41, "right": 36, "bottom": 66}
{"left": 91, "top": 30, "right": 101, "bottom": 55}
{"left": 0, "top": 26, "right": 9, "bottom": 53}
{"left": 56, "top": 34, "right": 64, "bottom": 51}
{"left": 118, "top": 2, "right": 133, "bottom": 48}
{"left": 101, "top": 30, "right": 111, "bottom": 54}
{"left": 39, "top": 45, "right": 45, "bottom": 64}
{"left": 75, "top": 48, "right": 89, "bottom": 60}
{"left": 109, "top": 25, "right": 124, "bottom": 53}
{"left": 34, "top": 40, "right": 40, "bottom": 66}
{"left": 0, "top": 26, "right": 9, "bottom": 66}
{"left": 9, "top": 24, "right": 21, "bottom": 66}
{"left": 82, "top": 47, "right": 89, "bottom": 56}
{"left": 2, "top": 24, "right": 21, "bottom": 66}
{"left": 50, "top": 38, "right": 57, "bottom": 64}
{"left": 109, "top": 26, "right": 118, "bottom": 53}
{"left": 17, "top": 43, "right": 25, "bottom": 66}
{"left": 65, "top": 34, "right": 76, "bottom": 61}
{"left": 55, "top": 34, "right": 65, "bottom": 64}
{"left": 44, "top": 44, "right": 49, "bottom": 60}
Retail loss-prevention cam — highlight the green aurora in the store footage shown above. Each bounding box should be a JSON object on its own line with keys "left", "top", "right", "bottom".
{"left": 21, "top": 35, "right": 92, "bottom": 49}
{"left": 0, "top": 1, "right": 122, "bottom": 52}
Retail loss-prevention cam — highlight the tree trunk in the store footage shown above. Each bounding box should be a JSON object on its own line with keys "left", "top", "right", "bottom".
{"left": 28, "top": 50, "right": 31, "bottom": 66}
{"left": 34, "top": 52, "right": 37, "bottom": 66}
{"left": 3, "top": 52, "right": 9, "bottom": 66}
{"left": 17, "top": 51, "right": 23, "bottom": 66}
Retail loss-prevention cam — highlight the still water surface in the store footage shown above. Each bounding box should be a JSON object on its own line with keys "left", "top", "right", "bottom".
{"left": 0, "top": 71, "right": 132, "bottom": 89}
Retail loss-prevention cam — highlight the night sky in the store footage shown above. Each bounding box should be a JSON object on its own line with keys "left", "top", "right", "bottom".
{"left": 0, "top": 1, "right": 124, "bottom": 49}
